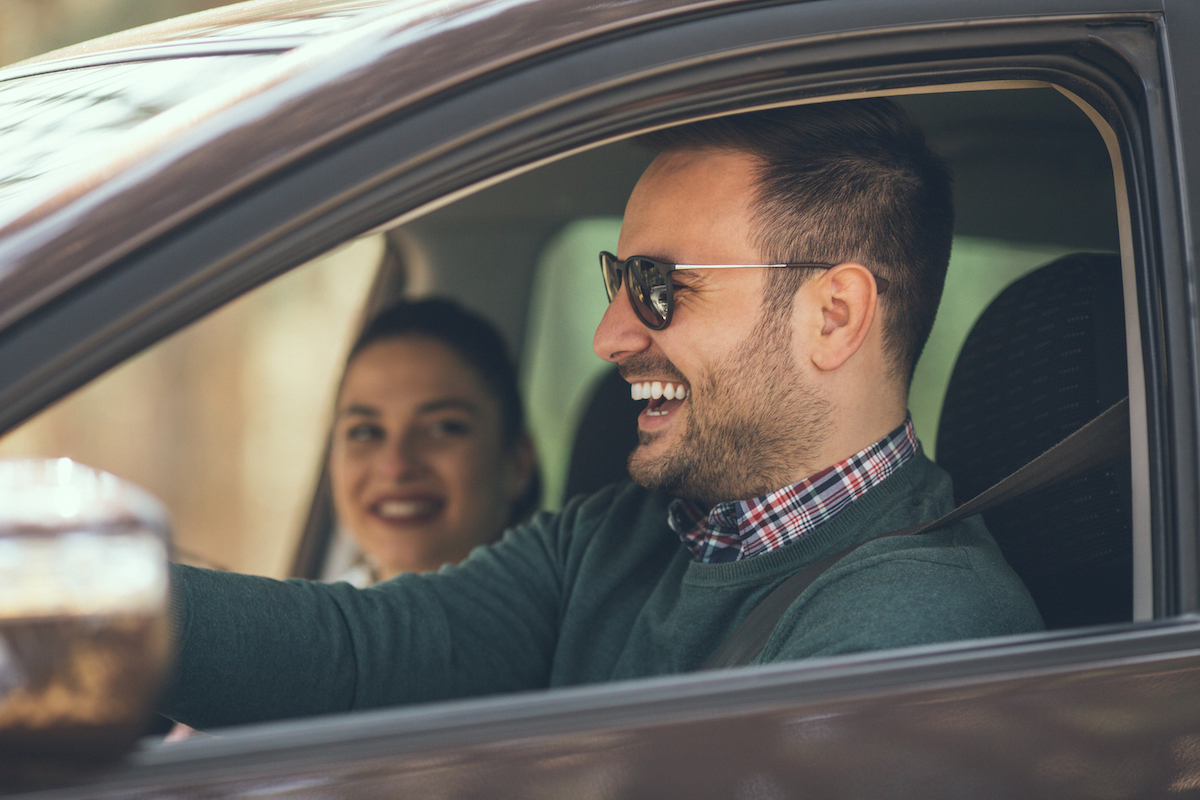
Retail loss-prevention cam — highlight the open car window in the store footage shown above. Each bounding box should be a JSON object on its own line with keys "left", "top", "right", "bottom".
{"left": 0, "top": 84, "right": 1131, "bottom": 600}
{"left": 0, "top": 238, "right": 379, "bottom": 577}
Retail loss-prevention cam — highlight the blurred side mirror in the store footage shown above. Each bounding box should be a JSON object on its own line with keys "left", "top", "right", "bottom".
{"left": 0, "top": 459, "right": 171, "bottom": 790}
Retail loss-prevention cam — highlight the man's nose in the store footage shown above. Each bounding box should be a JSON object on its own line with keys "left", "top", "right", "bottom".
{"left": 593, "top": 288, "right": 653, "bottom": 363}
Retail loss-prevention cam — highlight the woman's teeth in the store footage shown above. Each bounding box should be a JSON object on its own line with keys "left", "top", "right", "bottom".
{"left": 376, "top": 499, "right": 439, "bottom": 519}
{"left": 630, "top": 381, "right": 688, "bottom": 401}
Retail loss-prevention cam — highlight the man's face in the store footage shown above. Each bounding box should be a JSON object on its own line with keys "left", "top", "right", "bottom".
{"left": 593, "top": 148, "right": 830, "bottom": 505}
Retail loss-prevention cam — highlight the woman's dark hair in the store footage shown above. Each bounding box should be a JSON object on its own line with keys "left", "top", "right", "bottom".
{"left": 345, "top": 297, "right": 541, "bottom": 524}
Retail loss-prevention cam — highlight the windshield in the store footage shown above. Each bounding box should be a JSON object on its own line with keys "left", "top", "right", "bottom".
{"left": 0, "top": 54, "right": 278, "bottom": 226}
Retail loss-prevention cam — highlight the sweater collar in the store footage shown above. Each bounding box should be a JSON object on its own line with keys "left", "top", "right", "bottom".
{"left": 668, "top": 415, "right": 918, "bottom": 563}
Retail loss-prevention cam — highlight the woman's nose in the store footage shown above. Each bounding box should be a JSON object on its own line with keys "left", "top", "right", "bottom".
{"left": 376, "top": 435, "right": 424, "bottom": 480}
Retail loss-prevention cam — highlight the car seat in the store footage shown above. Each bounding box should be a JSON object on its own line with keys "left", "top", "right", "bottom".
{"left": 935, "top": 252, "right": 1132, "bottom": 629}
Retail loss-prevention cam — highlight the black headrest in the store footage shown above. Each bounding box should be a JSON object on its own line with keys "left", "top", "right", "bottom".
{"left": 936, "top": 252, "right": 1131, "bottom": 629}
{"left": 565, "top": 366, "right": 642, "bottom": 501}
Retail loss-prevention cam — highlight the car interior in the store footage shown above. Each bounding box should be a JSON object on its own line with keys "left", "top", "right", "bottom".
{"left": 0, "top": 81, "right": 1136, "bottom": 647}
{"left": 302, "top": 84, "right": 1135, "bottom": 631}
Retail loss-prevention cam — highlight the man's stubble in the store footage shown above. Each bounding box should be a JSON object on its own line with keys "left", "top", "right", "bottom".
{"left": 627, "top": 316, "right": 832, "bottom": 506}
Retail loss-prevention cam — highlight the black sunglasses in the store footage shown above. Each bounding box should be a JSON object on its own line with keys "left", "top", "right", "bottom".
{"left": 600, "top": 252, "right": 890, "bottom": 330}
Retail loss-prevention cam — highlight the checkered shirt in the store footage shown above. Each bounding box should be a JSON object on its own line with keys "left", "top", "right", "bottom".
{"left": 667, "top": 416, "right": 918, "bottom": 563}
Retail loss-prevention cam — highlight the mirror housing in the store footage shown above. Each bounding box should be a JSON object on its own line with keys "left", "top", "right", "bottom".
{"left": 0, "top": 459, "right": 171, "bottom": 788}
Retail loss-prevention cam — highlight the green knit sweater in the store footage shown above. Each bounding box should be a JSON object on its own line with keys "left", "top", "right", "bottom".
{"left": 164, "top": 453, "right": 1042, "bottom": 729}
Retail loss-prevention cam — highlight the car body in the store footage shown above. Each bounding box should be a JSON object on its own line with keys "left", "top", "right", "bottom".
{"left": 2, "top": 0, "right": 1200, "bottom": 796}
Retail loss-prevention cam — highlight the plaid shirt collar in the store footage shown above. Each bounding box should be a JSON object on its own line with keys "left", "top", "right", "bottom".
{"left": 667, "top": 415, "right": 918, "bottom": 563}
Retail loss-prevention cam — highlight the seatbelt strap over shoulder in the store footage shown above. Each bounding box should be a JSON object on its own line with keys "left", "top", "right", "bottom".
{"left": 700, "top": 396, "right": 1131, "bottom": 671}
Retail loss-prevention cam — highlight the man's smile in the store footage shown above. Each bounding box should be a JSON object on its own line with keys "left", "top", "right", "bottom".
{"left": 629, "top": 380, "right": 690, "bottom": 420}
{"left": 629, "top": 381, "right": 689, "bottom": 401}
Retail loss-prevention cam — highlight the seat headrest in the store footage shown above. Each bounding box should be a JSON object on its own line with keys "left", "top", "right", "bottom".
{"left": 936, "top": 252, "right": 1131, "bottom": 629}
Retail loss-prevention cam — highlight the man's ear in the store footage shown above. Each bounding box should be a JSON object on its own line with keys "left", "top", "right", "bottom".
{"left": 808, "top": 262, "right": 880, "bottom": 372}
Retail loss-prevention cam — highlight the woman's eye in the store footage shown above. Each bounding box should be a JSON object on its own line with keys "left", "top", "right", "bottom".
{"left": 428, "top": 419, "right": 470, "bottom": 438}
{"left": 345, "top": 423, "right": 384, "bottom": 442}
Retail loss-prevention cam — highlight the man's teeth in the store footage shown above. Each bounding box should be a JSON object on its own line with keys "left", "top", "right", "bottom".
{"left": 630, "top": 381, "right": 688, "bottom": 401}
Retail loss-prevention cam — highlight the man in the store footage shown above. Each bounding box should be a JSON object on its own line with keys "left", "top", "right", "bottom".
{"left": 163, "top": 99, "right": 1042, "bottom": 730}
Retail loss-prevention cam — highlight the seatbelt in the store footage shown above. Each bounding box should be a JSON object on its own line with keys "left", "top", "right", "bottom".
{"left": 700, "top": 396, "right": 1131, "bottom": 671}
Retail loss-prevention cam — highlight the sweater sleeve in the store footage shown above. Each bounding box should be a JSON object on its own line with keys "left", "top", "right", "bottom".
{"left": 162, "top": 509, "right": 572, "bottom": 729}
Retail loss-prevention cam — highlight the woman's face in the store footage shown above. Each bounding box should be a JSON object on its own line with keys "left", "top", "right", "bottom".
{"left": 329, "top": 336, "right": 531, "bottom": 579}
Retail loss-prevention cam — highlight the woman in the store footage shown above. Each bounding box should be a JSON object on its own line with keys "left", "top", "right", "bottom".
{"left": 328, "top": 297, "right": 539, "bottom": 583}
{"left": 166, "top": 298, "right": 537, "bottom": 740}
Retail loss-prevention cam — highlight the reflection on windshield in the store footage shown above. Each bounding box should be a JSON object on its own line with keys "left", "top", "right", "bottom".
{"left": 159, "top": 0, "right": 392, "bottom": 42}
{"left": 0, "top": 55, "right": 275, "bottom": 225}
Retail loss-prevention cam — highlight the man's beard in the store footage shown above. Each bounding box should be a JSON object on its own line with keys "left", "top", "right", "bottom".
{"left": 625, "top": 319, "right": 831, "bottom": 506}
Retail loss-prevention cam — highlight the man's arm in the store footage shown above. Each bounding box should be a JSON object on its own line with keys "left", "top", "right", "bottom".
{"left": 163, "top": 511, "right": 571, "bottom": 730}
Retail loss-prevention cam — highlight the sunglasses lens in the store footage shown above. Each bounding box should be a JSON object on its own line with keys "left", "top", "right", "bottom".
{"left": 600, "top": 253, "right": 622, "bottom": 302}
{"left": 628, "top": 258, "right": 670, "bottom": 328}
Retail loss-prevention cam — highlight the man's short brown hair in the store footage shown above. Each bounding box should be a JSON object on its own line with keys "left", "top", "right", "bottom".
{"left": 639, "top": 99, "right": 954, "bottom": 385}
